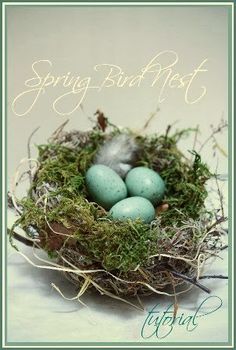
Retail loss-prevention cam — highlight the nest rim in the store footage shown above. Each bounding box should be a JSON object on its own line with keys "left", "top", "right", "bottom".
{"left": 8, "top": 121, "right": 227, "bottom": 304}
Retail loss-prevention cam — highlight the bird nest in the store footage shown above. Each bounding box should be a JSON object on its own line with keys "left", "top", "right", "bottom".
{"left": 8, "top": 114, "right": 227, "bottom": 308}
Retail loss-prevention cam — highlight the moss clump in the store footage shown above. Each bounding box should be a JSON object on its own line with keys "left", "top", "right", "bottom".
{"left": 9, "top": 123, "right": 223, "bottom": 298}
{"left": 137, "top": 131, "right": 211, "bottom": 225}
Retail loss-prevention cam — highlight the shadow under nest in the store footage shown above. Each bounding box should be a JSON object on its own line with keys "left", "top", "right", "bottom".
{"left": 9, "top": 119, "right": 227, "bottom": 304}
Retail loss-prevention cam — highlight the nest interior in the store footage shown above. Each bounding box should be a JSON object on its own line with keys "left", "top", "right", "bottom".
{"left": 9, "top": 120, "right": 226, "bottom": 301}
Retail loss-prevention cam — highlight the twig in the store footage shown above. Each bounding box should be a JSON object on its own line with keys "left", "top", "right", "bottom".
{"left": 27, "top": 126, "right": 40, "bottom": 185}
{"left": 165, "top": 125, "right": 172, "bottom": 139}
{"left": 142, "top": 106, "right": 160, "bottom": 131}
{"left": 192, "top": 125, "right": 199, "bottom": 160}
{"left": 165, "top": 267, "right": 211, "bottom": 294}
{"left": 199, "top": 120, "right": 228, "bottom": 153}
{"left": 199, "top": 275, "right": 228, "bottom": 280}
{"left": 167, "top": 271, "right": 178, "bottom": 317}
{"left": 7, "top": 192, "right": 22, "bottom": 215}
{"left": 7, "top": 229, "right": 39, "bottom": 248}
{"left": 50, "top": 119, "right": 69, "bottom": 141}
{"left": 214, "top": 174, "right": 225, "bottom": 218}
{"left": 206, "top": 216, "right": 227, "bottom": 232}
{"left": 220, "top": 245, "right": 228, "bottom": 250}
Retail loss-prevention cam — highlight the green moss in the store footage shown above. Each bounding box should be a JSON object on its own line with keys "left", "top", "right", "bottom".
{"left": 137, "top": 130, "right": 211, "bottom": 225}
{"left": 74, "top": 219, "right": 160, "bottom": 272}
{"left": 14, "top": 127, "right": 212, "bottom": 273}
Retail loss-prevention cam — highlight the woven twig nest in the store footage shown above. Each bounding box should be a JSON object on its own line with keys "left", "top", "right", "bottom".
{"left": 9, "top": 115, "right": 227, "bottom": 305}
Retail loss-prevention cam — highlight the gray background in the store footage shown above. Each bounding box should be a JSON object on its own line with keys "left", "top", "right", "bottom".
{"left": 7, "top": 5, "right": 229, "bottom": 343}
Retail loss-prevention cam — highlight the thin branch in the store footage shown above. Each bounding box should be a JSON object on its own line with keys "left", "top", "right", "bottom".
{"left": 27, "top": 126, "right": 40, "bottom": 185}
{"left": 199, "top": 120, "right": 228, "bottom": 153}
{"left": 165, "top": 125, "right": 172, "bottom": 139}
{"left": 7, "top": 229, "right": 39, "bottom": 248}
{"left": 216, "top": 180, "right": 224, "bottom": 218}
{"left": 169, "top": 270, "right": 211, "bottom": 294}
{"left": 7, "top": 192, "right": 22, "bottom": 215}
{"left": 142, "top": 106, "right": 160, "bottom": 131}
{"left": 199, "top": 275, "right": 228, "bottom": 280}
{"left": 50, "top": 119, "right": 69, "bottom": 140}
{"left": 220, "top": 245, "right": 228, "bottom": 250}
{"left": 206, "top": 216, "right": 228, "bottom": 232}
{"left": 193, "top": 125, "right": 199, "bottom": 148}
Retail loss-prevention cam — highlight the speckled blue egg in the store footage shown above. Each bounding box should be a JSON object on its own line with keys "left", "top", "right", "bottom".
{"left": 125, "top": 167, "right": 165, "bottom": 205}
{"left": 85, "top": 164, "right": 127, "bottom": 210}
{"left": 109, "top": 196, "right": 156, "bottom": 224}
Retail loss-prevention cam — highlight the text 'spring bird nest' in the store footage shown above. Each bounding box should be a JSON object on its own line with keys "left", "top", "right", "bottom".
{"left": 8, "top": 113, "right": 228, "bottom": 308}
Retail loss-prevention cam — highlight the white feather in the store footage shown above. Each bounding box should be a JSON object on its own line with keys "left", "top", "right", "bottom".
{"left": 94, "top": 134, "right": 139, "bottom": 178}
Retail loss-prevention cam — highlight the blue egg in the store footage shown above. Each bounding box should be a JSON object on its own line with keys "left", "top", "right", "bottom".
{"left": 125, "top": 167, "right": 165, "bottom": 205}
{"left": 109, "top": 196, "right": 156, "bottom": 224}
{"left": 85, "top": 164, "right": 127, "bottom": 210}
